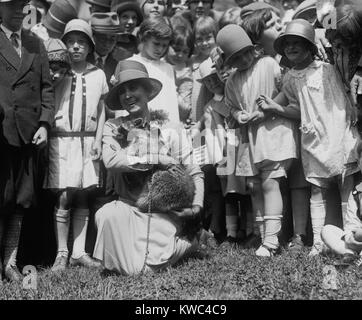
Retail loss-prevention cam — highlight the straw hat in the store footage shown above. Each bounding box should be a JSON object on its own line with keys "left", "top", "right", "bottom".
{"left": 86, "top": 0, "right": 112, "bottom": 9}
{"left": 61, "top": 19, "right": 95, "bottom": 52}
{"left": 111, "top": 0, "right": 143, "bottom": 26}
{"left": 240, "top": 1, "right": 279, "bottom": 20}
{"left": 274, "top": 19, "right": 318, "bottom": 56}
{"left": 216, "top": 24, "right": 254, "bottom": 66}
{"left": 105, "top": 60, "right": 162, "bottom": 110}
{"left": 292, "top": 0, "right": 316, "bottom": 21}
{"left": 90, "top": 12, "right": 123, "bottom": 34}
{"left": 44, "top": 38, "right": 70, "bottom": 66}
{"left": 43, "top": 0, "right": 78, "bottom": 35}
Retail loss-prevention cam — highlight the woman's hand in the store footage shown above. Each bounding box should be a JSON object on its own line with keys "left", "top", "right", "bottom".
{"left": 248, "top": 110, "right": 266, "bottom": 125}
{"left": 170, "top": 205, "right": 202, "bottom": 220}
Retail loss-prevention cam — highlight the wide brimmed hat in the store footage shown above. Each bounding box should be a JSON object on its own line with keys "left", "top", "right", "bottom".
{"left": 274, "top": 19, "right": 317, "bottom": 56}
{"left": 44, "top": 38, "right": 70, "bottom": 66}
{"left": 43, "top": 0, "right": 78, "bottom": 35}
{"left": 105, "top": 60, "right": 162, "bottom": 110}
{"left": 216, "top": 24, "right": 254, "bottom": 66}
{"left": 111, "top": 0, "right": 143, "bottom": 27}
{"left": 240, "top": 2, "right": 279, "bottom": 20}
{"left": 62, "top": 19, "right": 96, "bottom": 52}
{"left": 86, "top": 0, "right": 112, "bottom": 9}
{"left": 90, "top": 12, "right": 123, "bottom": 34}
{"left": 292, "top": 0, "right": 316, "bottom": 20}
{"left": 197, "top": 57, "right": 216, "bottom": 83}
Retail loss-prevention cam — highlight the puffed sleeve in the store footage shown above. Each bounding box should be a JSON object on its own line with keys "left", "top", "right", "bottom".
{"left": 282, "top": 72, "right": 301, "bottom": 115}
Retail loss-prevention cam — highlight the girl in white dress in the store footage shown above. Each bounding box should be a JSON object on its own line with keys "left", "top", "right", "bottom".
{"left": 258, "top": 19, "right": 361, "bottom": 256}
{"left": 44, "top": 20, "right": 107, "bottom": 271}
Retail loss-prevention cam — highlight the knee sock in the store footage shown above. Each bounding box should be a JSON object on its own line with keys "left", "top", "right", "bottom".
{"left": 263, "top": 215, "right": 282, "bottom": 249}
{"left": 226, "top": 215, "right": 238, "bottom": 238}
{"left": 254, "top": 216, "right": 265, "bottom": 242}
{"left": 71, "top": 209, "right": 89, "bottom": 259}
{"left": 54, "top": 208, "right": 70, "bottom": 256}
{"left": 3, "top": 214, "right": 23, "bottom": 268}
{"left": 310, "top": 199, "right": 326, "bottom": 245}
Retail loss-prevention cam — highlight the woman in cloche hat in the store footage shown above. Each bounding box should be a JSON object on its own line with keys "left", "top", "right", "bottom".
{"left": 44, "top": 19, "right": 109, "bottom": 272}
{"left": 93, "top": 60, "right": 205, "bottom": 276}
{"left": 257, "top": 18, "right": 361, "bottom": 257}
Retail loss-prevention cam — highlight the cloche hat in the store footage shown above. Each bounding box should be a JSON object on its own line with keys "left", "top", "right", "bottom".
{"left": 90, "top": 12, "right": 123, "bottom": 34}
{"left": 111, "top": 0, "right": 143, "bottom": 27}
{"left": 216, "top": 24, "right": 254, "bottom": 66}
{"left": 106, "top": 60, "right": 162, "bottom": 110}
{"left": 62, "top": 19, "right": 96, "bottom": 52}
{"left": 274, "top": 19, "right": 318, "bottom": 56}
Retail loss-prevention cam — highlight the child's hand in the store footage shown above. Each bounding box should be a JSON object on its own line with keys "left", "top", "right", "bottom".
{"left": 248, "top": 110, "right": 266, "bottom": 125}
{"left": 256, "top": 95, "right": 277, "bottom": 112}
{"left": 234, "top": 110, "right": 250, "bottom": 125}
{"left": 91, "top": 140, "right": 102, "bottom": 160}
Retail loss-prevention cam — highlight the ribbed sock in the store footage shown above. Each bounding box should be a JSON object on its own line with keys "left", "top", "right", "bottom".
{"left": 54, "top": 208, "right": 70, "bottom": 256}
{"left": 310, "top": 199, "right": 326, "bottom": 245}
{"left": 263, "top": 215, "right": 282, "bottom": 249}
{"left": 3, "top": 214, "right": 23, "bottom": 268}
{"left": 71, "top": 209, "right": 89, "bottom": 259}
{"left": 226, "top": 215, "right": 238, "bottom": 238}
{"left": 254, "top": 216, "right": 265, "bottom": 242}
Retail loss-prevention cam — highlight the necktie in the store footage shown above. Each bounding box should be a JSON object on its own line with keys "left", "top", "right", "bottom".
{"left": 10, "top": 33, "right": 19, "bottom": 49}
{"left": 10, "top": 33, "right": 20, "bottom": 57}
{"left": 96, "top": 56, "right": 104, "bottom": 70}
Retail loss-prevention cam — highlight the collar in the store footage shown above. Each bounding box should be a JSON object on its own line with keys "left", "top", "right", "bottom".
{"left": 0, "top": 24, "right": 21, "bottom": 40}
{"left": 214, "top": 93, "right": 224, "bottom": 101}
{"left": 94, "top": 52, "right": 107, "bottom": 63}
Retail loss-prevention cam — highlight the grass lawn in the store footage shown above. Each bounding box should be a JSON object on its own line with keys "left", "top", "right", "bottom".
{"left": 1, "top": 243, "right": 362, "bottom": 300}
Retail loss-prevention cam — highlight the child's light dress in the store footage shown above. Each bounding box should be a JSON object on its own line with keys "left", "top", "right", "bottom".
{"left": 225, "top": 56, "right": 298, "bottom": 178}
{"left": 282, "top": 60, "right": 360, "bottom": 187}
{"left": 44, "top": 64, "right": 108, "bottom": 189}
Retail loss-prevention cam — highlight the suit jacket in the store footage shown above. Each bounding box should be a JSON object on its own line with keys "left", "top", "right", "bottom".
{"left": 0, "top": 28, "right": 54, "bottom": 147}
{"left": 88, "top": 53, "right": 117, "bottom": 88}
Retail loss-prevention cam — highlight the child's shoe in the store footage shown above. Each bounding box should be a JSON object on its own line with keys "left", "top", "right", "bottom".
{"left": 255, "top": 244, "right": 278, "bottom": 257}
{"left": 308, "top": 242, "right": 329, "bottom": 257}
{"left": 51, "top": 252, "right": 68, "bottom": 272}
{"left": 241, "top": 233, "right": 262, "bottom": 249}
{"left": 69, "top": 254, "right": 103, "bottom": 269}
{"left": 4, "top": 264, "right": 23, "bottom": 282}
{"left": 219, "top": 236, "right": 239, "bottom": 250}
{"left": 288, "top": 234, "right": 305, "bottom": 253}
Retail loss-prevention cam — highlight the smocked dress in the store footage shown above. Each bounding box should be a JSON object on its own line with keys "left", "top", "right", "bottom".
{"left": 44, "top": 64, "right": 108, "bottom": 189}
{"left": 225, "top": 56, "right": 298, "bottom": 177}
{"left": 282, "top": 60, "right": 360, "bottom": 187}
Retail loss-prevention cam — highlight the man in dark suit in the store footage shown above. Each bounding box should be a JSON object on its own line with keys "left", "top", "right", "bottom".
{"left": 0, "top": 0, "right": 54, "bottom": 282}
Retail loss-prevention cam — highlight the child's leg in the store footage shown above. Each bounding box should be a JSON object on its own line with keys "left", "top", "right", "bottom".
{"left": 259, "top": 177, "right": 283, "bottom": 252}
{"left": 246, "top": 177, "right": 264, "bottom": 241}
{"left": 291, "top": 187, "right": 310, "bottom": 238}
{"left": 71, "top": 190, "right": 90, "bottom": 260}
{"left": 54, "top": 190, "right": 72, "bottom": 257}
{"left": 225, "top": 193, "right": 239, "bottom": 240}
{"left": 3, "top": 211, "right": 23, "bottom": 270}
{"left": 339, "top": 174, "right": 362, "bottom": 234}
{"left": 309, "top": 184, "right": 328, "bottom": 256}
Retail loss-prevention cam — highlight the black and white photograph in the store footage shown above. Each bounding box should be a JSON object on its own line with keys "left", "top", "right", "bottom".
{"left": 0, "top": 0, "right": 362, "bottom": 306}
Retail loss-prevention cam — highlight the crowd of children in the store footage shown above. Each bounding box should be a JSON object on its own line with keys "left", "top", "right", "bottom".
{"left": 1, "top": 0, "right": 362, "bottom": 280}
